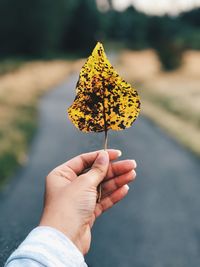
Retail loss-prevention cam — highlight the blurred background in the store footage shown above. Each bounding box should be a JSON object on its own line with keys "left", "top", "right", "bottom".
{"left": 0, "top": 0, "right": 200, "bottom": 183}
{"left": 0, "top": 0, "right": 200, "bottom": 266}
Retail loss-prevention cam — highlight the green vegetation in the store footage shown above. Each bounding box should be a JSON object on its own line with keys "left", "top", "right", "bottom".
{"left": 0, "top": 59, "right": 25, "bottom": 75}
{"left": 0, "top": 60, "right": 79, "bottom": 186}
{"left": 0, "top": 104, "right": 37, "bottom": 185}
{"left": 0, "top": 0, "right": 199, "bottom": 183}
{"left": 0, "top": 0, "right": 199, "bottom": 69}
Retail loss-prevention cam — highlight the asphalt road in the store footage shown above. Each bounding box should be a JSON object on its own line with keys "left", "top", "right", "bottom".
{"left": 1, "top": 74, "right": 200, "bottom": 267}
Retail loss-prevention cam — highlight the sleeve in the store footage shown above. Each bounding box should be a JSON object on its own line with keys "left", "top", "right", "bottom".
{"left": 5, "top": 226, "right": 88, "bottom": 267}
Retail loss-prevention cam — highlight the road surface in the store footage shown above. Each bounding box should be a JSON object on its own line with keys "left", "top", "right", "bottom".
{"left": 1, "top": 74, "right": 200, "bottom": 267}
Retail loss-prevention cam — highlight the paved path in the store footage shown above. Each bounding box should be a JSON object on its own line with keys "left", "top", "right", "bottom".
{"left": 1, "top": 74, "right": 200, "bottom": 267}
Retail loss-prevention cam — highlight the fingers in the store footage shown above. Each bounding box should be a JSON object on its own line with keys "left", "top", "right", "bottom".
{"left": 95, "top": 185, "right": 129, "bottom": 218}
{"left": 63, "top": 149, "right": 121, "bottom": 175}
{"left": 101, "top": 169, "right": 136, "bottom": 197}
{"left": 80, "top": 150, "right": 109, "bottom": 187}
{"left": 106, "top": 160, "right": 137, "bottom": 181}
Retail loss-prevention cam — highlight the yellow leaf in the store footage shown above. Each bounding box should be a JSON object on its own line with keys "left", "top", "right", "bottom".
{"left": 68, "top": 42, "right": 141, "bottom": 134}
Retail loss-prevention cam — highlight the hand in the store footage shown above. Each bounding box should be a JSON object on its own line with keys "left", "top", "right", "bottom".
{"left": 39, "top": 149, "right": 137, "bottom": 255}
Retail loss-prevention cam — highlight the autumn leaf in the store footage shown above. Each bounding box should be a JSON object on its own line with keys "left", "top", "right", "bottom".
{"left": 68, "top": 42, "right": 141, "bottom": 147}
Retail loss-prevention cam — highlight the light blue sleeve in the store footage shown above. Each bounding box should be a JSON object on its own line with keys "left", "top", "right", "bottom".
{"left": 5, "top": 226, "right": 88, "bottom": 267}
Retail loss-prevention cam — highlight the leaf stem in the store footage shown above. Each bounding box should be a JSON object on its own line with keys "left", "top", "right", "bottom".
{"left": 104, "top": 129, "right": 108, "bottom": 150}
{"left": 97, "top": 129, "right": 108, "bottom": 203}
{"left": 102, "top": 84, "right": 108, "bottom": 150}
{"left": 97, "top": 87, "right": 108, "bottom": 203}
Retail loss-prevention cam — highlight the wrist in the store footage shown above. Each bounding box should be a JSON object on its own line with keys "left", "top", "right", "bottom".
{"left": 39, "top": 216, "right": 85, "bottom": 254}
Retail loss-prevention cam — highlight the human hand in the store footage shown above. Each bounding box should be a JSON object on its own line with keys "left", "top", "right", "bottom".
{"left": 39, "top": 149, "right": 137, "bottom": 255}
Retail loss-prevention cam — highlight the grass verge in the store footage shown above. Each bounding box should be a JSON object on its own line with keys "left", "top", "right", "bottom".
{"left": 117, "top": 50, "right": 200, "bottom": 156}
{"left": 0, "top": 59, "right": 83, "bottom": 187}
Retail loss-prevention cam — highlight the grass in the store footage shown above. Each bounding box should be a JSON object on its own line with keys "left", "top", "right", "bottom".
{"left": 117, "top": 49, "right": 200, "bottom": 156}
{"left": 0, "top": 58, "right": 84, "bottom": 186}
{"left": 0, "top": 58, "right": 26, "bottom": 76}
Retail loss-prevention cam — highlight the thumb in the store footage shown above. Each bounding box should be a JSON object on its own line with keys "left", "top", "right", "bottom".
{"left": 81, "top": 150, "right": 109, "bottom": 187}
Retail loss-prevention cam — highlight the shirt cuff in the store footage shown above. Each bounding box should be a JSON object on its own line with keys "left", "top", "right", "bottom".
{"left": 5, "top": 226, "right": 87, "bottom": 267}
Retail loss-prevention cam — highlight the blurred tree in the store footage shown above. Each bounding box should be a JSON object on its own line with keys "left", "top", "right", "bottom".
{"left": 147, "top": 16, "right": 184, "bottom": 70}
{"left": 103, "top": 7, "right": 149, "bottom": 49}
{"left": 0, "top": 0, "right": 76, "bottom": 56}
{"left": 180, "top": 8, "right": 200, "bottom": 27}
{"left": 0, "top": 0, "right": 199, "bottom": 64}
{"left": 121, "top": 7, "right": 149, "bottom": 49}
{"left": 61, "top": 0, "right": 100, "bottom": 56}
{"left": 179, "top": 8, "right": 200, "bottom": 50}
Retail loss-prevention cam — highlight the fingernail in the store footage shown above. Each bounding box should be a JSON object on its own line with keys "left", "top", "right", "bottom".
{"left": 124, "top": 184, "right": 129, "bottom": 191}
{"left": 131, "top": 170, "right": 136, "bottom": 179}
{"left": 117, "top": 150, "right": 122, "bottom": 157}
{"left": 131, "top": 160, "right": 137, "bottom": 168}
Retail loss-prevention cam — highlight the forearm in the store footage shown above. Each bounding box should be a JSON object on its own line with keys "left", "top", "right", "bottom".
{"left": 5, "top": 226, "right": 87, "bottom": 267}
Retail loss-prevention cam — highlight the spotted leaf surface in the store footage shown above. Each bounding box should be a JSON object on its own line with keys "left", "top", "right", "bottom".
{"left": 68, "top": 42, "right": 141, "bottom": 133}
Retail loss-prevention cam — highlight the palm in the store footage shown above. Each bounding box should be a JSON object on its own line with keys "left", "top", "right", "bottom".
{"left": 52, "top": 150, "right": 135, "bottom": 217}
{"left": 46, "top": 149, "right": 136, "bottom": 254}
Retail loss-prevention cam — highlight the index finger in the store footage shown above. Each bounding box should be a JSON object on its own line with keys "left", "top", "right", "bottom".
{"left": 62, "top": 149, "right": 122, "bottom": 175}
